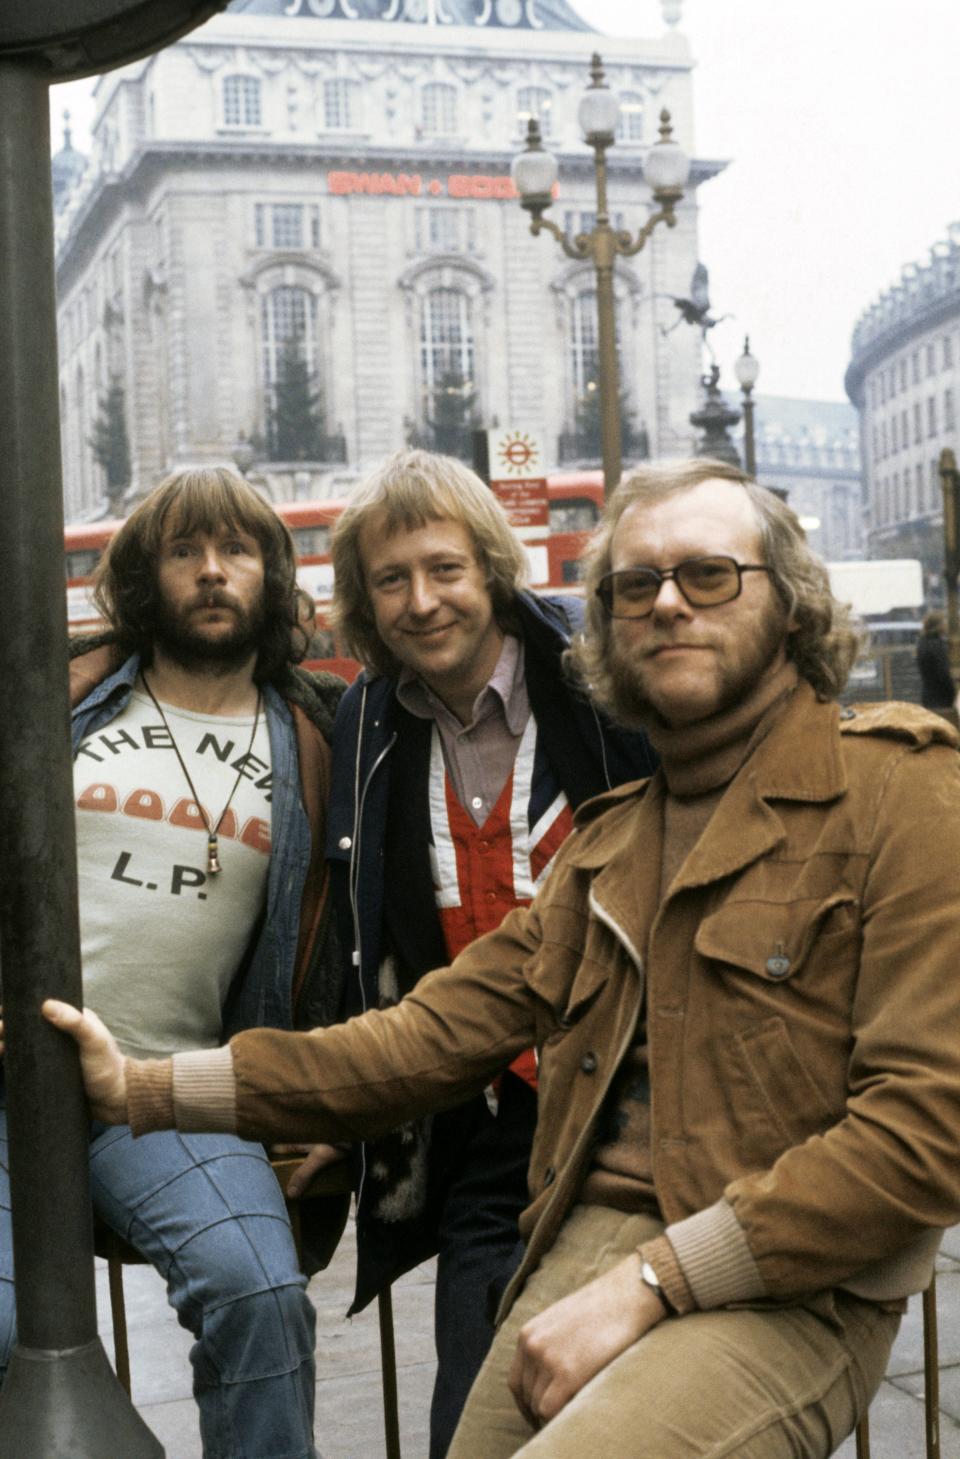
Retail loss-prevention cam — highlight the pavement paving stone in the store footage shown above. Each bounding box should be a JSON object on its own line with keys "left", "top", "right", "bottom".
{"left": 939, "top": 1225, "right": 960, "bottom": 1264}
{"left": 832, "top": 1377, "right": 958, "bottom": 1459}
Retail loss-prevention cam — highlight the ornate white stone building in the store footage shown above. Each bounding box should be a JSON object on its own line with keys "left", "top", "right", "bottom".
{"left": 734, "top": 395, "right": 863, "bottom": 562}
{"left": 54, "top": 0, "right": 720, "bottom": 518}
{"left": 845, "top": 222, "right": 960, "bottom": 584}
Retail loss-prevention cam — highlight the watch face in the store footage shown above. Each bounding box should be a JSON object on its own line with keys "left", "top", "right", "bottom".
{"left": 496, "top": 0, "right": 523, "bottom": 25}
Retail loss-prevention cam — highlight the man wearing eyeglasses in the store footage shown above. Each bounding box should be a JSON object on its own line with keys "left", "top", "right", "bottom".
{"left": 38, "top": 459, "right": 960, "bottom": 1459}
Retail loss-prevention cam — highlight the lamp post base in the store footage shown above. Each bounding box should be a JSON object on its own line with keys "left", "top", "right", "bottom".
{"left": 0, "top": 1337, "right": 164, "bottom": 1458}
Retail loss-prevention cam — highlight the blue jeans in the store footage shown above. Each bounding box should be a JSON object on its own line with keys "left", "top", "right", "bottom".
{"left": 0, "top": 1105, "right": 317, "bottom": 1459}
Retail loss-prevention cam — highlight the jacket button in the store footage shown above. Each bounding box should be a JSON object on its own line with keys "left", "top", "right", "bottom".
{"left": 543, "top": 1166, "right": 556, "bottom": 1187}
{"left": 338, "top": 836, "right": 352, "bottom": 850}
{"left": 580, "top": 1052, "right": 598, "bottom": 1074}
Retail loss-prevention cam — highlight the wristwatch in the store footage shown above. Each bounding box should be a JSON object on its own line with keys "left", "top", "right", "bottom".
{"left": 639, "top": 1258, "right": 675, "bottom": 1314}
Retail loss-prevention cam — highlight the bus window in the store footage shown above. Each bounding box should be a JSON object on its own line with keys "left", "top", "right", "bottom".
{"left": 65, "top": 547, "right": 102, "bottom": 581}
{"left": 288, "top": 524, "right": 332, "bottom": 557}
{"left": 305, "top": 628, "right": 337, "bottom": 661}
{"left": 549, "top": 499, "right": 599, "bottom": 534}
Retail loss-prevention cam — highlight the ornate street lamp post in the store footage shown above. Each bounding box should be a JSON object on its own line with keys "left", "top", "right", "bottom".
{"left": 734, "top": 335, "right": 760, "bottom": 477}
{"left": 511, "top": 53, "right": 689, "bottom": 499}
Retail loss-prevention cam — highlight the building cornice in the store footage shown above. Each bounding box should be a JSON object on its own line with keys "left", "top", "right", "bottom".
{"left": 55, "top": 136, "right": 722, "bottom": 293}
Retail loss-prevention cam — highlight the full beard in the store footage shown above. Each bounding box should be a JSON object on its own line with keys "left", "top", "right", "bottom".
{"left": 152, "top": 594, "right": 266, "bottom": 674}
{"left": 606, "top": 603, "right": 789, "bottom": 730}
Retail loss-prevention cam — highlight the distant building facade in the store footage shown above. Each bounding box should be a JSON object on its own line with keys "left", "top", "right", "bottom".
{"left": 53, "top": 0, "right": 720, "bottom": 519}
{"left": 845, "top": 222, "right": 960, "bottom": 587}
{"left": 734, "top": 394, "right": 864, "bottom": 562}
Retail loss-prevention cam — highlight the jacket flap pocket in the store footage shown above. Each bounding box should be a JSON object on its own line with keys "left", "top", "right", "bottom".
{"left": 561, "top": 956, "right": 610, "bottom": 1025}
{"left": 694, "top": 892, "right": 855, "bottom": 981}
{"left": 529, "top": 944, "right": 610, "bottom": 1031}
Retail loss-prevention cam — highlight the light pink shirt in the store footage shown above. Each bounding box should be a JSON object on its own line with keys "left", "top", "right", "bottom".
{"left": 396, "top": 634, "right": 531, "bottom": 827}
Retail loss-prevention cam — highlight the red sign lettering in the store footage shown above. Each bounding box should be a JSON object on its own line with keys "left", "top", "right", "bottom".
{"left": 326, "top": 170, "right": 531, "bottom": 201}
{"left": 490, "top": 478, "right": 549, "bottom": 529}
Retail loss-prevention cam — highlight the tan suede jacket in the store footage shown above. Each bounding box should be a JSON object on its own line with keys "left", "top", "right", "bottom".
{"left": 135, "top": 683, "right": 960, "bottom": 1316}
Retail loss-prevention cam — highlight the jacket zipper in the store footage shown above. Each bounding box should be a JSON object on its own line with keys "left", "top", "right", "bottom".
{"left": 348, "top": 682, "right": 396, "bottom": 1218}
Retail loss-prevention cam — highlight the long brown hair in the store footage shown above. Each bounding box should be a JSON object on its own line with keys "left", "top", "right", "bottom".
{"left": 93, "top": 466, "right": 301, "bottom": 681}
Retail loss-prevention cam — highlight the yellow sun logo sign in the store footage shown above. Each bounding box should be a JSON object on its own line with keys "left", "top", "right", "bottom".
{"left": 496, "top": 432, "right": 541, "bottom": 477}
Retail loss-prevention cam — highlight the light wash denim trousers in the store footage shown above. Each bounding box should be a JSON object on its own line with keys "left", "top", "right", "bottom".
{"left": 0, "top": 1103, "right": 317, "bottom": 1459}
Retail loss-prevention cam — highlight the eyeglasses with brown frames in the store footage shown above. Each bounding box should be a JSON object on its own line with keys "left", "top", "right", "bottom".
{"left": 596, "top": 557, "right": 772, "bottom": 619}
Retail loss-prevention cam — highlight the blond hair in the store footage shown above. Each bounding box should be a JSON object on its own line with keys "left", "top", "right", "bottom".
{"left": 331, "top": 449, "right": 527, "bottom": 676}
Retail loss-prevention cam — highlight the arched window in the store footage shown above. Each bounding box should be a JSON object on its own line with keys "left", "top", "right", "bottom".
{"left": 262, "top": 287, "right": 317, "bottom": 382}
{"left": 570, "top": 290, "right": 599, "bottom": 398}
{"left": 420, "top": 287, "right": 474, "bottom": 395}
{"left": 421, "top": 82, "right": 458, "bottom": 135}
{"left": 323, "top": 78, "right": 359, "bottom": 131}
{"left": 517, "top": 86, "right": 552, "bottom": 138}
{"left": 261, "top": 286, "right": 321, "bottom": 460}
{"left": 418, "top": 288, "right": 477, "bottom": 456}
{"left": 223, "top": 75, "right": 262, "bottom": 128}
{"left": 564, "top": 285, "right": 643, "bottom": 460}
{"left": 617, "top": 92, "right": 644, "bottom": 143}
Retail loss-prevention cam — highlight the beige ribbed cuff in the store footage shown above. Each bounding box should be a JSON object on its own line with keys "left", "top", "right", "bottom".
{"left": 664, "top": 1197, "right": 766, "bottom": 1309}
{"left": 171, "top": 1046, "right": 238, "bottom": 1134}
{"left": 126, "top": 1057, "right": 175, "bottom": 1136}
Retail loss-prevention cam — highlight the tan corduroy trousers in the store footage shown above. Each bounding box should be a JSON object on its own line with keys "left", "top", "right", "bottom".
{"left": 448, "top": 1206, "right": 900, "bottom": 1459}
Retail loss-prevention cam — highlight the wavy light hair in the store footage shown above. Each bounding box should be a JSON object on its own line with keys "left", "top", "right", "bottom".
{"left": 569, "top": 458, "right": 861, "bottom": 708}
{"left": 93, "top": 466, "right": 302, "bottom": 681}
{"left": 331, "top": 449, "right": 528, "bottom": 677}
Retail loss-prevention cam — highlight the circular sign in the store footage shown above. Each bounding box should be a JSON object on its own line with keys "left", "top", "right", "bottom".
{"left": 496, "top": 432, "right": 541, "bottom": 476}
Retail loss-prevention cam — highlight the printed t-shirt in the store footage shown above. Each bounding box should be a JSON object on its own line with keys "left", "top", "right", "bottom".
{"left": 74, "top": 689, "right": 272, "bottom": 1058}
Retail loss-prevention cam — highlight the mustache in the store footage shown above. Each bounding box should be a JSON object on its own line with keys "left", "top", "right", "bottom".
{"left": 189, "top": 590, "right": 239, "bottom": 611}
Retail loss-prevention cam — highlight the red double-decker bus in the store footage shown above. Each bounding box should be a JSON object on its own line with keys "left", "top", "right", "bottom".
{"left": 64, "top": 472, "right": 605, "bottom": 676}
{"left": 545, "top": 470, "right": 604, "bottom": 587}
{"left": 65, "top": 502, "right": 356, "bottom": 676}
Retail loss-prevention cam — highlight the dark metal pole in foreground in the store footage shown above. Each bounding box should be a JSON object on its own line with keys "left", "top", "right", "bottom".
{"left": 0, "top": 58, "right": 161, "bottom": 1457}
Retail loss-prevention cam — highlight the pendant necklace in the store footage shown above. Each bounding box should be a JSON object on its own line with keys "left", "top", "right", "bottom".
{"left": 141, "top": 672, "right": 262, "bottom": 876}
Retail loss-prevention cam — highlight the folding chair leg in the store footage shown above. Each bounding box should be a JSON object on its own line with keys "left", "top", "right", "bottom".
{"left": 854, "top": 1412, "right": 871, "bottom": 1459}
{"left": 377, "top": 1286, "right": 401, "bottom": 1459}
{"left": 107, "top": 1252, "right": 132, "bottom": 1395}
{"left": 923, "top": 1276, "right": 940, "bottom": 1459}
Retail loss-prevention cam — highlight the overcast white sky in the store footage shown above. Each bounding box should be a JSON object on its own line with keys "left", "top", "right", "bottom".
{"left": 575, "top": 0, "right": 960, "bottom": 403}
{"left": 49, "top": 0, "right": 960, "bottom": 404}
